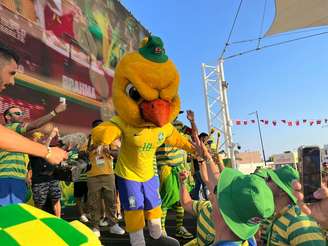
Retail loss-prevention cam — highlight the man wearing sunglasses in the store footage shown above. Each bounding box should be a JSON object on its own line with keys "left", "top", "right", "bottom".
{"left": 0, "top": 102, "right": 66, "bottom": 206}
{"left": 0, "top": 46, "right": 67, "bottom": 165}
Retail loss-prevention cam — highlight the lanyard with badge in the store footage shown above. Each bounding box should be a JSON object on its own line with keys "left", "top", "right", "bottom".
{"left": 95, "top": 146, "right": 105, "bottom": 167}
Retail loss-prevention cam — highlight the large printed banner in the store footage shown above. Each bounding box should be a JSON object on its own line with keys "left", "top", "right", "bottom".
{"left": 0, "top": 0, "right": 148, "bottom": 131}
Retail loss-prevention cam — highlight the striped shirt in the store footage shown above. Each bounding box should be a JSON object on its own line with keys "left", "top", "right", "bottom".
{"left": 267, "top": 205, "right": 326, "bottom": 245}
{"left": 192, "top": 200, "right": 215, "bottom": 246}
{"left": 156, "top": 144, "right": 186, "bottom": 167}
{"left": 259, "top": 217, "right": 273, "bottom": 245}
{"left": 0, "top": 123, "right": 28, "bottom": 180}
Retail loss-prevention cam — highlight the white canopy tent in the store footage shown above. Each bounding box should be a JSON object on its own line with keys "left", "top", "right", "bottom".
{"left": 266, "top": 0, "right": 328, "bottom": 36}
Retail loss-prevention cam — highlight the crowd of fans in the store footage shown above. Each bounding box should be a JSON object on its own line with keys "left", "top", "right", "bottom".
{"left": 0, "top": 46, "right": 328, "bottom": 246}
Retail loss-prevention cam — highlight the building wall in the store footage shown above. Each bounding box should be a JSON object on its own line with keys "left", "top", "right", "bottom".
{"left": 235, "top": 151, "right": 262, "bottom": 164}
{"left": 237, "top": 162, "right": 265, "bottom": 174}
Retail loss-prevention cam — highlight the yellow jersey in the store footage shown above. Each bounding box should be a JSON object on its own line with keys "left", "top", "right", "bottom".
{"left": 92, "top": 116, "right": 193, "bottom": 182}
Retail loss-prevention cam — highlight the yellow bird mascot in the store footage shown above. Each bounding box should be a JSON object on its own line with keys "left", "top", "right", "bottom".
{"left": 92, "top": 36, "right": 194, "bottom": 246}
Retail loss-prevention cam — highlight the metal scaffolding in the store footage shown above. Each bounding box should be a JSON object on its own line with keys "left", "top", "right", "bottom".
{"left": 201, "top": 59, "right": 236, "bottom": 168}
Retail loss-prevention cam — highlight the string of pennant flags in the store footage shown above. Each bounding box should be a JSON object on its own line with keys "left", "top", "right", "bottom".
{"left": 234, "top": 119, "right": 328, "bottom": 127}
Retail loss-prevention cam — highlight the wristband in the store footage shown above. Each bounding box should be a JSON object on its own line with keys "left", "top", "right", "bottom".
{"left": 50, "top": 110, "right": 56, "bottom": 117}
{"left": 45, "top": 147, "right": 52, "bottom": 159}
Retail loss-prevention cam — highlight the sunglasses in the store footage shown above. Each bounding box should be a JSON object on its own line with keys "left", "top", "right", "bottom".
{"left": 9, "top": 112, "right": 24, "bottom": 116}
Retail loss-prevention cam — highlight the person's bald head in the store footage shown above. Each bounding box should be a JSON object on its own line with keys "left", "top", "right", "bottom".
{"left": 0, "top": 46, "right": 19, "bottom": 93}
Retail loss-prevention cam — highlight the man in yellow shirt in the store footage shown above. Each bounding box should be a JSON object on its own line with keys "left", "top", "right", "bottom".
{"left": 87, "top": 120, "right": 125, "bottom": 238}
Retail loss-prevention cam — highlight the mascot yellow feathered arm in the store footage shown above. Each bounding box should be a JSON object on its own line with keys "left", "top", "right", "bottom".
{"left": 91, "top": 121, "right": 121, "bottom": 145}
{"left": 165, "top": 125, "right": 194, "bottom": 153}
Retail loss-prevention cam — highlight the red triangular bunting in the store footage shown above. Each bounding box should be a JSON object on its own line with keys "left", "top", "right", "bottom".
{"left": 233, "top": 119, "right": 327, "bottom": 126}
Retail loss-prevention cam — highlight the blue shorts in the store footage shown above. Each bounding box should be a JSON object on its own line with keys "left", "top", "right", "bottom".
{"left": 0, "top": 178, "right": 27, "bottom": 206}
{"left": 116, "top": 176, "right": 161, "bottom": 211}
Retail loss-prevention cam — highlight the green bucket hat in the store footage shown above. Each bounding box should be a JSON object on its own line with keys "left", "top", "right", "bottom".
{"left": 267, "top": 165, "right": 300, "bottom": 204}
{"left": 253, "top": 167, "right": 269, "bottom": 179}
{"left": 139, "top": 36, "right": 168, "bottom": 63}
{"left": 217, "top": 168, "right": 275, "bottom": 240}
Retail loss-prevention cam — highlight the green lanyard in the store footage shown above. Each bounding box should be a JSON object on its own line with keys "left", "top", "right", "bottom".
{"left": 266, "top": 217, "right": 277, "bottom": 246}
{"left": 266, "top": 206, "right": 291, "bottom": 246}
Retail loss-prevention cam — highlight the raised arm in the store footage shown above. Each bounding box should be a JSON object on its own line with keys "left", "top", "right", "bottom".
{"left": 178, "top": 170, "right": 195, "bottom": 216}
{"left": 26, "top": 103, "right": 67, "bottom": 132}
{"left": 45, "top": 127, "right": 59, "bottom": 147}
{"left": 165, "top": 127, "right": 194, "bottom": 153}
{"left": 186, "top": 110, "right": 198, "bottom": 141}
{"left": 193, "top": 133, "right": 221, "bottom": 193}
{"left": 198, "top": 159, "right": 209, "bottom": 187}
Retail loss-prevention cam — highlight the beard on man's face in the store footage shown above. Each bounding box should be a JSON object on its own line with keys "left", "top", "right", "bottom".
{"left": 0, "top": 77, "right": 10, "bottom": 92}
{"left": 0, "top": 77, "right": 4, "bottom": 92}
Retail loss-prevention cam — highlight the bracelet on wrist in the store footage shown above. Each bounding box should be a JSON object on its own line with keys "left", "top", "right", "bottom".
{"left": 205, "top": 158, "right": 212, "bottom": 165}
{"left": 50, "top": 110, "right": 56, "bottom": 117}
{"left": 45, "top": 147, "right": 52, "bottom": 159}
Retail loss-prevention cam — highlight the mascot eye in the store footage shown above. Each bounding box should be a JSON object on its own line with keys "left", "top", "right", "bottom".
{"left": 125, "top": 83, "right": 141, "bottom": 102}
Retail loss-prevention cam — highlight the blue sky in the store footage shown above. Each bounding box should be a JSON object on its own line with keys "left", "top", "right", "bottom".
{"left": 121, "top": 0, "right": 328, "bottom": 156}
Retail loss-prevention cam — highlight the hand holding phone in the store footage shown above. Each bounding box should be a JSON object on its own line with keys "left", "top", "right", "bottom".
{"left": 54, "top": 98, "right": 67, "bottom": 114}
{"left": 59, "top": 97, "right": 66, "bottom": 104}
{"left": 299, "top": 146, "right": 322, "bottom": 203}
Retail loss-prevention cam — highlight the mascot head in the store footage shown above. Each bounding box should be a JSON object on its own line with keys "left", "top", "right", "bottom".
{"left": 112, "top": 35, "right": 180, "bottom": 127}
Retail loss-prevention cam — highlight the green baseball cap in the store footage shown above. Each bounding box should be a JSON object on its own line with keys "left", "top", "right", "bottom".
{"left": 267, "top": 165, "right": 300, "bottom": 204}
{"left": 217, "top": 168, "right": 275, "bottom": 240}
{"left": 139, "top": 36, "right": 168, "bottom": 63}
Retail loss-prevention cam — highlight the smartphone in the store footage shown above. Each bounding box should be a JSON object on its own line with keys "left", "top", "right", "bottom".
{"left": 299, "top": 146, "right": 322, "bottom": 203}
{"left": 59, "top": 97, "right": 66, "bottom": 104}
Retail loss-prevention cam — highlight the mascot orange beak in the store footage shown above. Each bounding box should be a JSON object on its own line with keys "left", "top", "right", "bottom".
{"left": 140, "top": 99, "right": 171, "bottom": 127}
